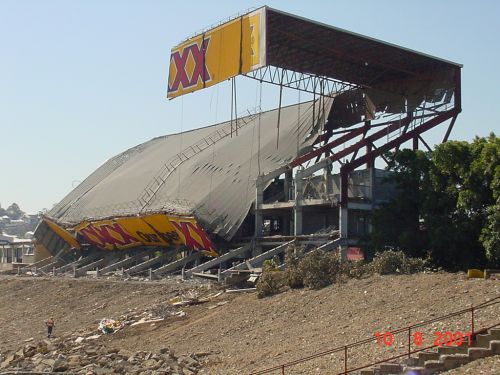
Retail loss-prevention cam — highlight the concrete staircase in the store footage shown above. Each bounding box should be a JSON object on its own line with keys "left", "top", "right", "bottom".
{"left": 359, "top": 328, "right": 500, "bottom": 375}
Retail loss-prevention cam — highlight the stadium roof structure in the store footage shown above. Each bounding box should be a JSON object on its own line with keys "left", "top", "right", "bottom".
{"left": 47, "top": 100, "right": 331, "bottom": 241}
{"left": 38, "top": 7, "right": 461, "bottom": 255}
{"left": 262, "top": 7, "right": 460, "bottom": 93}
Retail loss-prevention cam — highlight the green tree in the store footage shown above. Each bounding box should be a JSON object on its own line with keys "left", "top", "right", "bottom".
{"left": 369, "top": 149, "right": 430, "bottom": 258}
{"left": 368, "top": 133, "right": 499, "bottom": 270}
{"left": 6, "top": 203, "right": 24, "bottom": 220}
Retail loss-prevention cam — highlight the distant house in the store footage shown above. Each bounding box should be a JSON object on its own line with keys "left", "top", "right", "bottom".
{"left": 0, "top": 232, "right": 34, "bottom": 271}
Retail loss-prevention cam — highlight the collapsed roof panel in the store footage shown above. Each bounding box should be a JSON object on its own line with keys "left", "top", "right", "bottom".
{"left": 48, "top": 99, "right": 332, "bottom": 241}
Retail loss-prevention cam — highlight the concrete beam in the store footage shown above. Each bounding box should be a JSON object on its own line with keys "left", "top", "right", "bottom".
{"left": 222, "top": 240, "right": 295, "bottom": 276}
{"left": 185, "top": 245, "right": 251, "bottom": 277}
{"left": 316, "top": 238, "right": 345, "bottom": 252}
{"left": 152, "top": 252, "right": 201, "bottom": 276}
{"left": 20, "top": 256, "right": 53, "bottom": 273}
{"left": 74, "top": 256, "right": 116, "bottom": 277}
{"left": 124, "top": 253, "right": 167, "bottom": 275}
{"left": 54, "top": 252, "right": 101, "bottom": 274}
{"left": 99, "top": 252, "right": 146, "bottom": 275}
{"left": 38, "top": 260, "right": 62, "bottom": 273}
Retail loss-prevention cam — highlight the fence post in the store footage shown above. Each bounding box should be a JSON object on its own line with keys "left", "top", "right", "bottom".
{"left": 471, "top": 305, "right": 475, "bottom": 336}
{"left": 408, "top": 327, "right": 411, "bottom": 358}
{"left": 344, "top": 345, "right": 348, "bottom": 374}
{"left": 281, "top": 364, "right": 285, "bottom": 375}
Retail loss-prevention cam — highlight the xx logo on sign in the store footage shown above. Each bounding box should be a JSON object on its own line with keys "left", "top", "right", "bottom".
{"left": 168, "top": 38, "right": 211, "bottom": 93}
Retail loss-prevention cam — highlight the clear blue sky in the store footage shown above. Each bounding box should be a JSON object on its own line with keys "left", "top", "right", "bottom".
{"left": 1, "top": 0, "right": 499, "bottom": 214}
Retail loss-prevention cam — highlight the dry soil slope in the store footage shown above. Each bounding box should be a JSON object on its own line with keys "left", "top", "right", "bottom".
{"left": 0, "top": 273, "right": 499, "bottom": 375}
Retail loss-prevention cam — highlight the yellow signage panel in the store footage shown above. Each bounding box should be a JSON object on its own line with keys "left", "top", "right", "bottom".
{"left": 66, "top": 214, "right": 216, "bottom": 255}
{"left": 44, "top": 218, "right": 81, "bottom": 249}
{"left": 167, "top": 7, "right": 266, "bottom": 98}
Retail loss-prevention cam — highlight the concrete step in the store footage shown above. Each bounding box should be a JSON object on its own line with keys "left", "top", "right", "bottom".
{"left": 423, "top": 359, "right": 445, "bottom": 374}
{"left": 417, "top": 351, "right": 439, "bottom": 366}
{"left": 379, "top": 362, "right": 402, "bottom": 373}
{"left": 490, "top": 340, "right": 500, "bottom": 354}
{"left": 475, "top": 333, "right": 495, "bottom": 348}
{"left": 467, "top": 346, "right": 491, "bottom": 360}
{"left": 359, "top": 368, "right": 376, "bottom": 375}
{"left": 401, "top": 357, "right": 419, "bottom": 367}
{"left": 440, "top": 353, "right": 470, "bottom": 370}
{"left": 402, "top": 366, "right": 426, "bottom": 375}
{"left": 437, "top": 344, "right": 468, "bottom": 355}
{"left": 487, "top": 328, "right": 500, "bottom": 339}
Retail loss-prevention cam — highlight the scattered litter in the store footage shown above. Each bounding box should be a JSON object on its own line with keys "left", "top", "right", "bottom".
{"left": 225, "top": 288, "right": 257, "bottom": 293}
{"left": 130, "top": 317, "right": 165, "bottom": 327}
{"left": 98, "top": 318, "right": 123, "bottom": 334}
{"left": 207, "top": 301, "right": 229, "bottom": 310}
{"left": 169, "top": 290, "right": 223, "bottom": 306}
{"left": 74, "top": 337, "right": 84, "bottom": 343}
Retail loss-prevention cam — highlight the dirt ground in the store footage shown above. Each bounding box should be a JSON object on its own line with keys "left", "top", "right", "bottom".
{"left": 0, "top": 272, "right": 499, "bottom": 374}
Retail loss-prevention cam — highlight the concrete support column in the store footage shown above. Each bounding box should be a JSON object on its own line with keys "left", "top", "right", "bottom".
{"left": 284, "top": 169, "right": 293, "bottom": 201}
{"left": 294, "top": 171, "right": 303, "bottom": 235}
{"left": 339, "top": 207, "right": 348, "bottom": 238}
{"left": 339, "top": 167, "right": 349, "bottom": 238}
{"left": 368, "top": 167, "right": 375, "bottom": 201}
{"left": 324, "top": 164, "right": 332, "bottom": 195}
{"left": 255, "top": 176, "right": 264, "bottom": 237}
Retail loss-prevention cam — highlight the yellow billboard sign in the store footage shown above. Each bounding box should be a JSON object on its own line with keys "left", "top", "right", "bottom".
{"left": 65, "top": 214, "right": 216, "bottom": 255}
{"left": 167, "top": 7, "right": 266, "bottom": 98}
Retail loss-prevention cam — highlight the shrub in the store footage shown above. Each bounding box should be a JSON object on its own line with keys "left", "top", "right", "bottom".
{"left": 262, "top": 258, "right": 279, "bottom": 270}
{"left": 284, "top": 244, "right": 304, "bottom": 289}
{"left": 345, "top": 260, "right": 373, "bottom": 279}
{"left": 256, "top": 270, "right": 286, "bottom": 298}
{"left": 403, "top": 257, "right": 425, "bottom": 273}
{"left": 299, "top": 249, "right": 342, "bottom": 289}
{"left": 372, "top": 250, "right": 406, "bottom": 274}
{"left": 372, "top": 250, "right": 425, "bottom": 275}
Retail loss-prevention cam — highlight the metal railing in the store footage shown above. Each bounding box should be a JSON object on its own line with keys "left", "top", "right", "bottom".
{"left": 249, "top": 295, "right": 500, "bottom": 375}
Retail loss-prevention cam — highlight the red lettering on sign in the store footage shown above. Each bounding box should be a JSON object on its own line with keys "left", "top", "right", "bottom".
{"left": 79, "top": 223, "right": 139, "bottom": 248}
{"left": 171, "top": 221, "right": 215, "bottom": 251}
{"left": 168, "top": 38, "right": 210, "bottom": 93}
{"left": 107, "top": 223, "right": 140, "bottom": 245}
{"left": 79, "top": 226, "right": 107, "bottom": 247}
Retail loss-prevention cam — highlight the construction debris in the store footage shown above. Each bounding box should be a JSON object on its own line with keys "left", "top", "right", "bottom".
{"left": 169, "top": 290, "right": 223, "bottom": 306}
{"left": 0, "top": 336, "right": 204, "bottom": 374}
{"left": 98, "top": 318, "right": 124, "bottom": 334}
{"left": 225, "top": 287, "right": 257, "bottom": 293}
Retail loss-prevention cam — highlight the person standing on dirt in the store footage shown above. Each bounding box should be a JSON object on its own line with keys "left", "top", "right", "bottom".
{"left": 46, "top": 318, "right": 55, "bottom": 338}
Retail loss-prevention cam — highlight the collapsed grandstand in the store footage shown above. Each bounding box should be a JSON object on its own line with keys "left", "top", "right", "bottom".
{"left": 31, "top": 6, "right": 462, "bottom": 281}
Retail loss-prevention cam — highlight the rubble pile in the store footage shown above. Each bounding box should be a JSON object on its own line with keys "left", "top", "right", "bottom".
{"left": 0, "top": 285, "right": 228, "bottom": 374}
{"left": 0, "top": 337, "right": 205, "bottom": 374}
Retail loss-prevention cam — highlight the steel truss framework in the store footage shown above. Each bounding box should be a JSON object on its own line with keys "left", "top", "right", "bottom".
{"left": 244, "top": 65, "right": 359, "bottom": 98}
{"left": 254, "top": 66, "right": 461, "bottom": 238}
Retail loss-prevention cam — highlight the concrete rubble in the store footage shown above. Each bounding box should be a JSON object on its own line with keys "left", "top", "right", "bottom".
{"left": 0, "top": 336, "right": 206, "bottom": 374}
{"left": 0, "top": 280, "right": 234, "bottom": 374}
{"left": 0, "top": 292, "right": 226, "bottom": 374}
